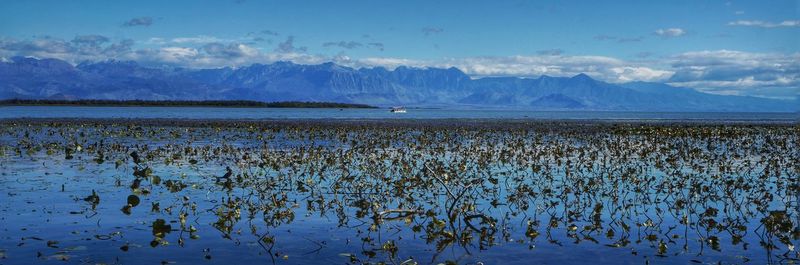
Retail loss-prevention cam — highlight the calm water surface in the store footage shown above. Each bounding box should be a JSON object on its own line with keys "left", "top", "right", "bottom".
{"left": 1, "top": 106, "right": 798, "bottom": 121}
{"left": 0, "top": 114, "right": 797, "bottom": 265}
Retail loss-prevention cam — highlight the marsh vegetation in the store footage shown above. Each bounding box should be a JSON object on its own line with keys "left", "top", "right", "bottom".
{"left": 0, "top": 120, "right": 797, "bottom": 264}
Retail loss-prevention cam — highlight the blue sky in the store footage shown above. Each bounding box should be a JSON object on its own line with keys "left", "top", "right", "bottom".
{"left": 0, "top": 0, "right": 798, "bottom": 99}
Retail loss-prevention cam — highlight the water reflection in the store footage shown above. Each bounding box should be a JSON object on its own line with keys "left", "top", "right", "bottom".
{"left": 0, "top": 120, "right": 797, "bottom": 264}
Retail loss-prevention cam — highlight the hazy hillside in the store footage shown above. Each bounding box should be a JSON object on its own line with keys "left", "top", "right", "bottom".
{"left": 1, "top": 57, "right": 796, "bottom": 112}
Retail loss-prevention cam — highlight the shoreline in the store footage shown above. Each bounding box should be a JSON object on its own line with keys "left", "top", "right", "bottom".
{"left": 1, "top": 117, "right": 796, "bottom": 127}
{"left": 0, "top": 104, "right": 376, "bottom": 109}
{"left": 0, "top": 99, "right": 379, "bottom": 109}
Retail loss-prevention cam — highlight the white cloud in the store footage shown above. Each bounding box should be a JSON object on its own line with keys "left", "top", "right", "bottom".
{"left": 145, "top": 37, "right": 166, "bottom": 45}
{"left": 202, "top": 43, "right": 259, "bottom": 58}
{"left": 357, "top": 57, "right": 422, "bottom": 69}
{"left": 133, "top": 47, "right": 199, "bottom": 64}
{"left": 122, "top": 17, "right": 153, "bottom": 27}
{"left": 274, "top": 36, "right": 307, "bottom": 53}
{"left": 322, "top": 41, "right": 362, "bottom": 49}
{"left": 727, "top": 20, "right": 800, "bottom": 28}
{"left": 672, "top": 76, "right": 791, "bottom": 89}
{"left": 172, "top": 35, "right": 227, "bottom": 44}
{"left": 611, "top": 67, "right": 674, "bottom": 82}
{"left": 654, "top": 28, "right": 686, "bottom": 38}
{"left": 356, "top": 55, "right": 673, "bottom": 83}
{"left": 665, "top": 50, "right": 800, "bottom": 98}
{"left": 145, "top": 36, "right": 248, "bottom": 46}
{"left": 1, "top": 35, "right": 797, "bottom": 99}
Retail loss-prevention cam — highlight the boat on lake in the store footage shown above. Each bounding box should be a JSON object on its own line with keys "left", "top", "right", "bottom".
{"left": 390, "top": 106, "right": 407, "bottom": 113}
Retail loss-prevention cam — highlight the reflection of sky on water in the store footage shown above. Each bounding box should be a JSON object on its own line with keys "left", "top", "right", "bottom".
{"left": 0, "top": 122, "right": 797, "bottom": 264}
{"left": 1, "top": 106, "right": 798, "bottom": 121}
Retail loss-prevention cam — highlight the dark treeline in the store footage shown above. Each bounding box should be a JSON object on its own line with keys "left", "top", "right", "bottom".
{"left": 0, "top": 99, "right": 377, "bottom": 109}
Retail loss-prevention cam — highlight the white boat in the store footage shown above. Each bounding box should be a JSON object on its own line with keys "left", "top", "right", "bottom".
{"left": 390, "top": 107, "right": 407, "bottom": 113}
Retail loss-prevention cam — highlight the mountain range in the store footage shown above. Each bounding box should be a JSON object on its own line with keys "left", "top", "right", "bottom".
{"left": 1, "top": 56, "right": 797, "bottom": 112}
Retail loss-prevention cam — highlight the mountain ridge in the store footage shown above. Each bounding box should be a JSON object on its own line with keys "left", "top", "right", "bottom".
{"left": 1, "top": 57, "right": 796, "bottom": 112}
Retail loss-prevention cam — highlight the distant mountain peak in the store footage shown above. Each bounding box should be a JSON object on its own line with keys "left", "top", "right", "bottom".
{"left": 570, "top": 73, "right": 593, "bottom": 81}
{"left": 272, "top": 61, "right": 295, "bottom": 66}
{"left": 446, "top": 66, "right": 462, "bottom": 72}
{"left": 318, "top": 61, "right": 352, "bottom": 71}
{"left": 0, "top": 57, "right": 796, "bottom": 112}
{"left": 77, "top": 59, "right": 139, "bottom": 68}
{"left": 7, "top": 56, "right": 75, "bottom": 72}
{"left": 9, "top": 56, "right": 32, "bottom": 62}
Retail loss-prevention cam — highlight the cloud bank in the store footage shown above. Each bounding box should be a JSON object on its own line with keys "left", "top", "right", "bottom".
{"left": 123, "top": 17, "right": 154, "bottom": 27}
{"left": 0, "top": 35, "right": 796, "bottom": 99}
{"left": 654, "top": 28, "right": 686, "bottom": 38}
{"left": 728, "top": 20, "right": 800, "bottom": 28}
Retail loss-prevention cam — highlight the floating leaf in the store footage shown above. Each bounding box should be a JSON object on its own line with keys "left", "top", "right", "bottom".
{"left": 127, "top": 195, "right": 140, "bottom": 207}
{"left": 152, "top": 219, "right": 172, "bottom": 238}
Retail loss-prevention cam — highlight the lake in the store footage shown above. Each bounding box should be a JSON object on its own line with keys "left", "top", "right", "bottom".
{"left": 1, "top": 106, "right": 798, "bottom": 121}
{"left": 0, "top": 120, "right": 797, "bottom": 264}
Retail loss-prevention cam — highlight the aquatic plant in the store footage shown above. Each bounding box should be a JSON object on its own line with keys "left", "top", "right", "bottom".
{"left": 0, "top": 120, "right": 797, "bottom": 264}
